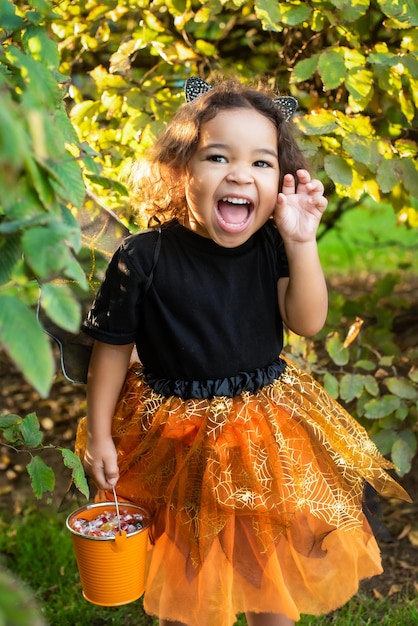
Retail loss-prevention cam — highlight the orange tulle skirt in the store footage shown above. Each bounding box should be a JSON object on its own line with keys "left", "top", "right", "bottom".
{"left": 75, "top": 359, "right": 410, "bottom": 625}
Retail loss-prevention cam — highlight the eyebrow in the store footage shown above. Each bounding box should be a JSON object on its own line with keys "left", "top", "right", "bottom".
{"left": 202, "top": 142, "right": 278, "bottom": 158}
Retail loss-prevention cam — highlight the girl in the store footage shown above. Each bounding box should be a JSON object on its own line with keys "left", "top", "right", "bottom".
{"left": 76, "top": 77, "right": 409, "bottom": 626}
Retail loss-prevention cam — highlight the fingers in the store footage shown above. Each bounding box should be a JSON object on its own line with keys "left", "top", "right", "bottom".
{"left": 280, "top": 170, "right": 326, "bottom": 211}
{"left": 83, "top": 449, "right": 119, "bottom": 491}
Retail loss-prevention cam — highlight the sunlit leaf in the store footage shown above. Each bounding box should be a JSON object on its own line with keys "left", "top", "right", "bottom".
{"left": 254, "top": 0, "right": 282, "bottom": 31}
{"left": 278, "top": 2, "right": 312, "bottom": 25}
{"left": 0, "top": 0, "right": 25, "bottom": 30}
{"left": 297, "top": 111, "right": 338, "bottom": 135}
{"left": 325, "top": 332, "right": 350, "bottom": 366}
{"left": 22, "top": 25, "right": 60, "bottom": 69}
{"left": 343, "top": 135, "right": 379, "bottom": 168}
{"left": 346, "top": 67, "right": 374, "bottom": 107}
{"left": 330, "top": 0, "right": 370, "bottom": 21}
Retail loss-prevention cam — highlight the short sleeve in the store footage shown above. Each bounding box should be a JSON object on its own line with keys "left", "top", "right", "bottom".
{"left": 80, "top": 226, "right": 166, "bottom": 345}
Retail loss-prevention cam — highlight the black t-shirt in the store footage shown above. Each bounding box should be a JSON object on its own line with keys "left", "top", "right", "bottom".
{"left": 82, "top": 219, "right": 290, "bottom": 397}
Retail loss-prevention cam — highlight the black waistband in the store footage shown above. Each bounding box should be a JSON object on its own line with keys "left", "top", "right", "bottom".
{"left": 144, "top": 356, "right": 287, "bottom": 399}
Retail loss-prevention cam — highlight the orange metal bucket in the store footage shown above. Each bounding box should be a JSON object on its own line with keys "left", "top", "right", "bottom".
{"left": 66, "top": 502, "right": 150, "bottom": 606}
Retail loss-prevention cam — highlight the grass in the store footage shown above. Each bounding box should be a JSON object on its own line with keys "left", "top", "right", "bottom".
{"left": 1, "top": 509, "right": 418, "bottom": 626}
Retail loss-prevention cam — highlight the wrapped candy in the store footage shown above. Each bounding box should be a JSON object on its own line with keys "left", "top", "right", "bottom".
{"left": 70, "top": 508, "right": 144, "bottom": 537}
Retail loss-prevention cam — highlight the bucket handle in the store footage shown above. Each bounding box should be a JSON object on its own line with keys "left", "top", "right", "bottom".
{"left": 112, "top": 486, "right": 122, "bottom": 536}
{"left": 111, "top": 487, "right": 128, "bottom": 552}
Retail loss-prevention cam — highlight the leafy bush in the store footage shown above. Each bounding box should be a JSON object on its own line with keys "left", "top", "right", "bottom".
{"left": 0, "top": 0, "right": 417, "bottom": 486}
{"left": 286, "top": 273, "right": 418, "bottom": 476}
{"left": 1, "top": 0, "right": 417, "bottom": 396}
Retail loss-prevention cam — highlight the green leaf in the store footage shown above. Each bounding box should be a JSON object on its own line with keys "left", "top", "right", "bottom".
{"left": 355, "top": 359, "right": 376, "bottom": 371}
{"left": 0, "top": 97, "right": 29, "bottom": 168}
{"left": 60, "top": 448, "right": 90, "bottom": 499}
{"left": 324, "top": 155, "right": 354, "bottom": 187}
{"left": 46, "top": 154, "right": 86, "bottom": 209}
{"left": 278, "top": 2, "right": 312, "bottom": 25}
{"left": 339, "top": 373, "right": 364, "bottom": 402}
{"left": 0, "top": 0, "right": 25, "bottom": 30}
{"left": 318, "top": 49, "right": 346, "bottom": 90}
{"left": 363, "top": 375, "right": 379, "bottom": 397}
{"left": 346, "top": 67, "right": 374, "bottom": 106}
{"left": 377, "top": 158, "right": 401, "bottom": 193}
{"left": 325, "top": 332, "right": 349, "bottom": 365}
{"left": 0, "top": 295, "right": 54, "bottom": 397}
{"left": 39, "top": 282, "right": 81, "bottom": 333}
{"left": 0, "top": 235, "right": 21, "bottom": 285}
{"left": 292, "top": 55, "right": 319, "bottom": 83}
{"left": 364, "top": 394, "right": 401, "bottom": 419}
{"left": 409, "top": 368, "right": 418, "bottom": 384}
{"left": 19, "top": 412, "right": 43, "bottom": 447}
{"left": 343, "top": 135, "right": 379, "bottom": 168}
{"left": 330, "top": 0, "right": 370, "bottom": 21}
{"left": 254, "top": 0, "right": 283, "bottom": 31}
{"left": 400, "top": 158, "right": 418, "bottom": 196}
{"left": 323, "top": 372, "right": 339, "bottom": 398}
{"left": 5, "top": 46, "right": 63, "bottom": 107}
{"left": 378, "top": 0, "right": 418, "bottom": 26}
{"left": 26, "top": 456, "right": 55, "bottom": 498}
{"left": 24, "top": 154, "right": 56, "bottom": 209}
{"left": 0, "top": 414, "right": 22, "bottom": 429}
{"left": 385, "top": 376, "right": 418, "bottom": 400}
{"left": 372, "top": 429, "right": 398, "bottom": 456}
{"left": 392, "top": 437, "right": 415, "bottom": 476}
{"left": 22, "top": 25, "right": 60, "bottom": 70}
{"left": 22, "top": 225, "right": 87, "bottom": 287}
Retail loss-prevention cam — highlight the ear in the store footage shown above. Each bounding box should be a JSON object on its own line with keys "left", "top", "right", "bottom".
{"left": 184, "top": 77, "right": 212, "bottom": 102}
{"left": 272, "top": 96, "right": 298, "bottom": 121}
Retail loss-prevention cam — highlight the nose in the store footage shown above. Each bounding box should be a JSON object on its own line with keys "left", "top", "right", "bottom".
{"left": 225, "top": 163, "right": 254, "bottom": 184}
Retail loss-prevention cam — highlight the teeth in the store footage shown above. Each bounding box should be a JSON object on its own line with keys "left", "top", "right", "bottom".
{"left": 221, "top": 197, "right": 250, "bottom": 205}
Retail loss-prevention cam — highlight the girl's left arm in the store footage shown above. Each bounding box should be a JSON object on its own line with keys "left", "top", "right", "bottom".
{"left": 274, "top": 169, "right": 328, "bottom": 337}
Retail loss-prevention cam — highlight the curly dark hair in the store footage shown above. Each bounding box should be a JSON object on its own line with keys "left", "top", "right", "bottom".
{"left": 129, "top": 79, "right": 308, "bottom": 225}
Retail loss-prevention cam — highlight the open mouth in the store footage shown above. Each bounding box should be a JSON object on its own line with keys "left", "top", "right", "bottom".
{"left": 216, "top": 196, "right": 254, "bottom": 232}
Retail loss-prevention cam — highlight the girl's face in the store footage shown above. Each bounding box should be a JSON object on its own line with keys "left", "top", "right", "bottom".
{"left": 184, "top": 107, "right": 280, "bottom": 248}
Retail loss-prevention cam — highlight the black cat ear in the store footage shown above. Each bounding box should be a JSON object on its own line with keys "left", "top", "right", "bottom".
{"left": 272, "top": 96, "right": 298, "bottom": 121}
{"left": 184, "top": 77, "right": 212, "bottom": 102}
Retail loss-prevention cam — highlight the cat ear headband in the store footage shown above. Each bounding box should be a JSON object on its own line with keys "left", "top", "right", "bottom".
{"left": 184, "top": 76, "right": 298, "bottom": 122}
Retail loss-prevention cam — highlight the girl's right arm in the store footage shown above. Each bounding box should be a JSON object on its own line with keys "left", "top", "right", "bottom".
{"left": 84, "top": 339, "right": 135, "bottom": 491}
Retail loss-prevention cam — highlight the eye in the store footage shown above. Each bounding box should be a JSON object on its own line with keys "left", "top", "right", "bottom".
{"left": 207, "top": 154, "right": 227, "bottom": 163}
{"left": 253, "top": 160, "right": 272, "bottom": 168}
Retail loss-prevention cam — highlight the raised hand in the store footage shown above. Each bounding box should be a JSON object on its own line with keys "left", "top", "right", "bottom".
{"left": 273, "top": 169, "right": 328, "bottom": 244}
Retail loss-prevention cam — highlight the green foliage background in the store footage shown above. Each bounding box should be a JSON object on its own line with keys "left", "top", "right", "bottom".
{"left": 0, "top": 0, "right": 417, "bottom": 479}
